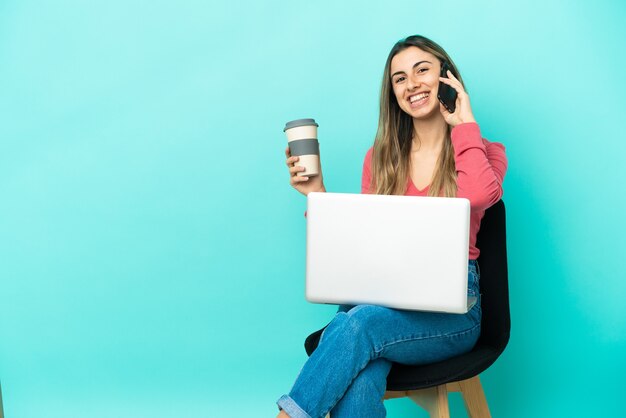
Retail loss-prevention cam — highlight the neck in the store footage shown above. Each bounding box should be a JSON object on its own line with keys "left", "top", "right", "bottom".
{"left": 411, "top": 115, "right": 448, "bottom": 153}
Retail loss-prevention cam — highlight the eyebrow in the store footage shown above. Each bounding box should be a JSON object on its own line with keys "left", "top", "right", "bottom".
{"left": 391, "top": 60, "right": 432, "bottom": 78}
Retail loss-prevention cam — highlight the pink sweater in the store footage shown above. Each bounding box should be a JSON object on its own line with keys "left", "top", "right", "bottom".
{"left": 361, "top": 122, "right": 508, "bottom": 260}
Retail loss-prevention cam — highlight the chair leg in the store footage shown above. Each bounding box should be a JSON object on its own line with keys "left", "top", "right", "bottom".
{"left": 458, "top": 376, "right": 491, "bottom": 418}
{"left": 407, "top": 385, "right": 450, "bottom": 418}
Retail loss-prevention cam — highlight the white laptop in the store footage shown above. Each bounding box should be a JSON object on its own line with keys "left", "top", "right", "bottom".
{"left": 305, "top": 192, "right": 475, "bottom": 314}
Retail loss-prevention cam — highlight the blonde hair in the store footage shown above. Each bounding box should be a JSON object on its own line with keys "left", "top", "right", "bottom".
{"left": 371, "top": 35, "right": 467, "bottom": 197}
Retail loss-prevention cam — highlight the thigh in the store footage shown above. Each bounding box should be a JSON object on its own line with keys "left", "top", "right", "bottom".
{"left": 341, "top": 304, "right": 481, "bottom": 366}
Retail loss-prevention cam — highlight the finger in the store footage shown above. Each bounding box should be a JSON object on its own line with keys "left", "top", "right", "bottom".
{"left": 285, "top": 146, "right": 291, "bottom": 157}
{"left": 439, "top": 71, "right": 460, "bottom": 86}
{"left": 439, "top": 76, "right": 458, "bottom": 91}
{"left": 439, "top": 79, "right": 466, "bottom": 97}
{"left": 446, "top": 70, "right": 464, "bottom": 89}
{"left": 290, "top": 175, "right": 310, "bottom": 184}
{"left": 441, "top": 72, "right": 466, "bottom": 94}
{"left": 289, "top": 165, "right": 305, "bottom": 175}
{"left": 446, "top": 70, "right": 458, "bottom": 80}
{"left": 439, "top": 75, "right": 462, "bottom": 90}
{"left": 286, "top": 156, "right": 299, "bottom": 167}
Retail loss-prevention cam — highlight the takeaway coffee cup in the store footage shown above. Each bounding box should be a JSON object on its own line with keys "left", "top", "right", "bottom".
{"left": 284, "top": 118, "right": 320, "bottom": 177}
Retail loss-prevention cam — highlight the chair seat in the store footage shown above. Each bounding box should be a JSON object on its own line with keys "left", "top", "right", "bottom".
{"left": 385, "top": 343, "right": 505, "bottom": 391}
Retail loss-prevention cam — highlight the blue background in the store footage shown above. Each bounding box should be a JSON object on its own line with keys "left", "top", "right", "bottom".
{"left": 1, "top": 0, "right": 624, "bottom": 416}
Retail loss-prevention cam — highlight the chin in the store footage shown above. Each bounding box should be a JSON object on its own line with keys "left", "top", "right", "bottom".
{"left": 406, "top": 105, "right": 438, "bottom": 119}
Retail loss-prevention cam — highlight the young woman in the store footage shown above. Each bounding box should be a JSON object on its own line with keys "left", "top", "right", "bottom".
{"left": 277, "top": 35, "right": 508, "bottom": 418}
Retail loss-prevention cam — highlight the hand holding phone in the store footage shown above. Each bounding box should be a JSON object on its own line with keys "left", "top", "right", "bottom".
{"left": 437, "top": 61, "right": 457, "bottom": 113}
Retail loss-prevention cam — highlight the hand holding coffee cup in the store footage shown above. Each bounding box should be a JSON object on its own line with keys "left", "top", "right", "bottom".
{"left": 284, "top": 118, "right": 325, "bottom": 196}
{"left": 284, "top": 119, "right": 321, "bottom": 177}
{"left": 285, "top": 146, "right": 325, "bottom": 196}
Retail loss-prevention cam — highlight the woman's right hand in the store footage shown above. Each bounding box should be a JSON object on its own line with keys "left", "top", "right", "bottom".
{"left": 285, "top": 146, "right": 326, "bottom": 196}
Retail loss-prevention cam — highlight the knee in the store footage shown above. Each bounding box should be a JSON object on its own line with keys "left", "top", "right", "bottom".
{"left": 322, "top": 305, "right": 389, "bottom": 347}
{"left": 345, "top": 304, "right": 389, "bottom": 331}
{"left": 336, "top": 304, "right": 389, "bottom": 344}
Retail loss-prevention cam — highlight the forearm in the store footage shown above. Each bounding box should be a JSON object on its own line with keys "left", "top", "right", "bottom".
{"left": 451, "top": 122, "right": 507, "bottom": 210}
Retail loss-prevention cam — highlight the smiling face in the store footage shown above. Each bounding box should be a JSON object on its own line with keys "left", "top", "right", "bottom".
{"left": 390, "top": 46, "right": 443, "bottom": 119}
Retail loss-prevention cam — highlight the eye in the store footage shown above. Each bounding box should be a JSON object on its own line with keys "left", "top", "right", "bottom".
{"left": 417, "top": 68, "right": 428, "bottom": 73}
{"left": 394, "top": 76, "right": 405, "bottom": 84}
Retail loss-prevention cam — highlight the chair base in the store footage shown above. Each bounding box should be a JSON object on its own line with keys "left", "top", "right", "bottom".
{"left": 384, "top": 375, "right": 491, "bottom": 418}
{"left": 323, "top": 375, "right": 490, "bottom": 418}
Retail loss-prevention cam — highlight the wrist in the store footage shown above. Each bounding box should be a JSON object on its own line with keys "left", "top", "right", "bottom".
{"left": 305, "top": 184, "right": 326, "bottom": 196}
{"left": 459, "top": 117, "right": 476, "bottom": 125}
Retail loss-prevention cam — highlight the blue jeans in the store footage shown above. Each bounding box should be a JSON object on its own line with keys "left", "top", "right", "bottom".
{"left": 277, "top": 260, "right": 482, "bottom": 418}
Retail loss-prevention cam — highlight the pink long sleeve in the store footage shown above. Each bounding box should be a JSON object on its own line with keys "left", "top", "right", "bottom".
{"left": 451, "top": 122, "right": 507, "bottom": 211}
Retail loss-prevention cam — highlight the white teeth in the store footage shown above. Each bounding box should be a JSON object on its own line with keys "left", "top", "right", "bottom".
{"left": 410, "top": 93, "right": 429, "bottom": 103}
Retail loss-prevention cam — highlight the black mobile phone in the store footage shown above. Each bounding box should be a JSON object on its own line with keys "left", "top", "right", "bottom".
{"left": 437, "top": 61, "right": 457, "bottom": 113}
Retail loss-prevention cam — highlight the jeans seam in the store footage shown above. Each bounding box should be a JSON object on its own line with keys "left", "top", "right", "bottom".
{"left": 373, "top": 321, "right": 481, "bottom": 354}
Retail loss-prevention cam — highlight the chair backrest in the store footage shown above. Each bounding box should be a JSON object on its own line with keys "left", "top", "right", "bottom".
{"left": 475, "top": 200, "right": 510, "bottom": 351}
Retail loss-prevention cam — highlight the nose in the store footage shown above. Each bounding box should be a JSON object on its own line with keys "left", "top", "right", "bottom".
{"left": 407, "top": 73, "right": 420, "bottom": 91}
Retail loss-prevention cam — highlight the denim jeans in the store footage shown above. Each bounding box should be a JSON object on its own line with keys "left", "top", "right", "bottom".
{"left": 277, "top": 260, "right": 482, "bottom": 418}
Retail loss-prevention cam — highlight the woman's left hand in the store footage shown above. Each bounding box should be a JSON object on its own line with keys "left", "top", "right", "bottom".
{"left": 439, "top": 70, "right": 477, "bottom": 127}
